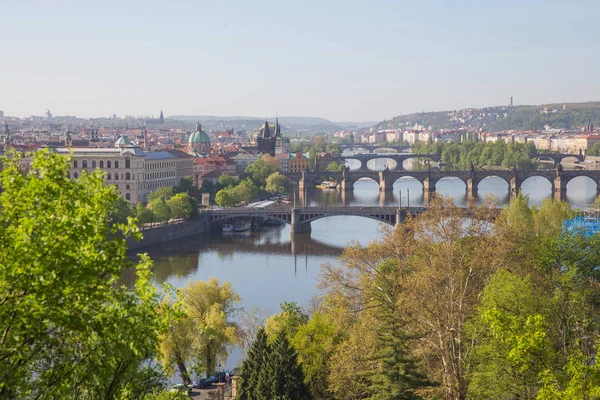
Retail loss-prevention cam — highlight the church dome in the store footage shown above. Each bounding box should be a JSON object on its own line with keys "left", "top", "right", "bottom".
{"left": 189, "top": 123, "right": 210, "bottom": 144}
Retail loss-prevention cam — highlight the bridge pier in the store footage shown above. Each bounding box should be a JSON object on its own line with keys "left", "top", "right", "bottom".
{"left": 423, "top": 177, "right": 436, "bottom": 204}
{"left": 553, "top": 176, "right": 567, "bottom": 202}
{"left": 509, "top": 177, "right": 520, "bottom": 199}
{"left": 340, "top": 177, "right": 353, "bottom": 191}
{"left": 290, "top": 208, "right": 311, "bottom": 235}
{"left": 379, "top": 171, "right": 394, "bottom": 192}
{"left": 466, "top": 178, "right": 478, "bottom": 200}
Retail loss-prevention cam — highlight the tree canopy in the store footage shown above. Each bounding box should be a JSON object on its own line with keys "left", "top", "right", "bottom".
{"left": 0, "top": 150, "right": 179, "bottom": 399}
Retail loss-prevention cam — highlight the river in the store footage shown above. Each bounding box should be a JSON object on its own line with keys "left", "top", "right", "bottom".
{"left": 124, "top": 158, "right": 598, "bottom": 373}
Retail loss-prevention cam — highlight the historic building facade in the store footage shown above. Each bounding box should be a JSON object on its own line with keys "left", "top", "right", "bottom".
{"left": 56, "top": 145, "right": 187, "bottom": 203}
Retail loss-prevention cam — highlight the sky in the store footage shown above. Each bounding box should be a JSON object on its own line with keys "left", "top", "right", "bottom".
{"left": 2, "top": 0, "right": 600, "bottom": 121}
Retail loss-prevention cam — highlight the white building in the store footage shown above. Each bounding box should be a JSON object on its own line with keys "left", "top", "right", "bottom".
{"left": 56, "top": 145, "right": 183, "bottom": 203}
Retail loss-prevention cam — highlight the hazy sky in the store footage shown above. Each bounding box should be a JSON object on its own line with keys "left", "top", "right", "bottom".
{"left": 2, "top": 0, "right": 599, "bottom": 121}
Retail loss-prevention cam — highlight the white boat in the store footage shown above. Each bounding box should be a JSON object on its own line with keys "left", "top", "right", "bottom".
{"left": 222, "top": 224, "right": 234, "bottom": 232}
{"left": 234, "top": 220, "right": 251, "bottom": 232}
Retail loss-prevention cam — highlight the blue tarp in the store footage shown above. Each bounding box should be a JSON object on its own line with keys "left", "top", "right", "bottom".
{"left": 563, "top": 217, "right": 600, "bottom": 237}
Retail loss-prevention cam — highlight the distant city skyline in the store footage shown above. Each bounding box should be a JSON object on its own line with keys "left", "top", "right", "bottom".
{"left": 3, "top": 0, "right": 600, "bottom": 121}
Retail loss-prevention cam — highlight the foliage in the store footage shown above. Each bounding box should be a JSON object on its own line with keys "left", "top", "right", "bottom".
{"left": 159, "top": 278, "right": 240, "bottom": 382}
{"left": 265, "top": 172, "right": 293, "bottom": 194}
{"left": 148, "top": 186, "right": 175, "bottom": 202}
{"left": 269, "top": 331, "right": 312, "bottom": 400}
{"left": 215, "top": 178, "right": 258, "bottom": 207}
{"left": 218, "top": 174, "right": 239, "bottom": 188}
{"left": 413, "top": 139, "right": 538, "bottom": 169}
{"left": 325, "top": 161, "right": 345, "bottom": 172}
{"left": 150, "top": 197, "right": 171, "bottom": 222}
{"left": 136, "top": 202, "right": 155, "bottom": 224}
{"left": 108, "top": 195, "right": 135, "bottom": 224}
{"left": 166, "top": 193, "right": 196, "bottom": 220}
{"left": 238, "top": 328, "right": 269, "bottom": 400}
{"left": 265, "top": 302, "right": 309, "bottom": 341}
{"left": 245, "top": 154, "right": 281, "bottom": 188}
{"left": 0, "top": 150, "right": 178, "bottom": 399}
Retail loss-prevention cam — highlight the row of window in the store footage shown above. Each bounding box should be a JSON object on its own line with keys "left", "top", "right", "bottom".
{"left": 145, "top": 170, "right": 175, "bottom": 180}
{"left": 73, "top": 157, "right": 131, "bottom": 169}
{"left": 147, "top": 161, "right": 175, "bottom": 169}
{"left": 67, "top": 171, "right": 133, "bottom": 180}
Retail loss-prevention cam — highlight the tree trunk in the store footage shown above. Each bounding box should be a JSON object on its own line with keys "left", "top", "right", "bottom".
{"left": 176, "top": 352, "right": 192, "bottom": 385}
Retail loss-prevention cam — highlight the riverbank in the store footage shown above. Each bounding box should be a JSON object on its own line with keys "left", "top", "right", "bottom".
{"left": 127, "top": 216, "right": 211, "bottom": 251}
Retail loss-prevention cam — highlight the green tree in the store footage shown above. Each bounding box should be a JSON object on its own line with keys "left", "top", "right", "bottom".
{"left": 215, "top": 187, "right": 237, "bottom": 207}
{"left": 218, "top": 174, "right": 238, "bottom": 188}
{"left": 166, "top": 193, "right": 194, "bottom": 219}
{"left": 238, "top": 328, "right": 269, "bottom": 400}
{"left": 265, "top": 302, "right": 309, "bottom": 341}
{"left": 265, "top": 172, "right": 292, "bottom": 194}
{"left": 245, "top": 155, "right": 281, "bottom": 188}
{"left": 269, "top": 331, "right": 312, "bottom": 400}
{"left": 108, "top": 195, "right": 135, "bottom": 225}
{"left": 467, "top": 270, "right": 552, "bottom": 399}
{"left": 233, "top": 179, "right": 258, "bottom": 204}
{"left": 150, "top": 197, "right": 171, "bottom": 222}
{"left": 148, "top": 186, "right": 174, "bottom": 202}
{"left": 291, "top": 312, "right": 336, "bottom": 399}
{"left": 159, "top": 279, "right": 240, "bottom": 381}
{"left": 136, "top": 202, "right": 156, "bottom": 225}
{"left": 325, "top": 161, "right": 345, "bottom": 172}
{"left": 0, "top": 150, "right": 178, "bottom": 398}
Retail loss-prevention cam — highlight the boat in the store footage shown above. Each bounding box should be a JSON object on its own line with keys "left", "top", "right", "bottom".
{"left": 222, "top": 224, "right": 234, "bottom": 232}
{"left": 234, "top": 220, "right": 251, "bottom": 232}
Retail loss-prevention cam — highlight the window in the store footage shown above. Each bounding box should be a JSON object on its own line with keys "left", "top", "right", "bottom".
{"left": 114, "top": 172, "right": 119, "bottom": 180}
{"left": 74, "top": 172, "right": 79, "bottom": 179}
{"left": 100, "top": 160, "right": 104, "bottom": 168}
{"left": 125, "top": 172, "right": 131, "bottom": 180}
{"left": 73, "top": 160, "right": 78, "bottom": 168}
{"left": 126, "top": 184, "right": 130, "bottom": 190}
{"left": 107, "top": 173, "right": 112, "bottom": 180}
{"left": 125, "top": 157, "right": 130, "bottom": 168}
{"left": 92, "top": 160, "right": 96, "bottom": 168}
{"left": 125, "top": 193, "right": 131, "bottom": 201}
{"left": 107, "top": 160, "right": 112, "bottom": 168}
{"left": 115, "top": 160, "right": 119, "bottom": 168}
{"left": 82, "top": 160, "right": 88, "bottom": 168}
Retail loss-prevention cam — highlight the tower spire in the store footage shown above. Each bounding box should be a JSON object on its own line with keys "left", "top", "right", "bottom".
{"left": 159, "top": 110, "right": 164, "bottom": 124}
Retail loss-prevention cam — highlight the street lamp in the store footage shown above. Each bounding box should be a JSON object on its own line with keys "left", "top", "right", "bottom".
{"left": 407, "top": 188, "right": 410, "bottom": 209}
{"left": 399, "top": 189, "right": 402, "bottom": 209}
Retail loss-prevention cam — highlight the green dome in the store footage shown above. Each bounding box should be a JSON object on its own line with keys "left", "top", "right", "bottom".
{"left": 189, "top": 123, "right": 210, "bottom": 144}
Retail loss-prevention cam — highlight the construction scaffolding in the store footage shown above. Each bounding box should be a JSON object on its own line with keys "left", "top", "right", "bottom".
{"left": 563, "top": 205, "right": 600, "bottom": 237}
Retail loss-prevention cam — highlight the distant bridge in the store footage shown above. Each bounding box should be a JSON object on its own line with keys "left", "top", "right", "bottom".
{"left": 332, "top": 152, "right": 584, "bottom": 172}
{"left": 286, "top": 166, "right": 600, "bottom": 202}
{"left": 205, "top": 206, "right": 421, "bottom": 234}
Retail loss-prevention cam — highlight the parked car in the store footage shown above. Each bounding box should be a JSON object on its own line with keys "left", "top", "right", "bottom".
{"left": 192, "top": 378, "right": 209, "bottom": 389}
{"left": 169, "top": 384, "right": 192, "bottom": 394}
{"left": 209, "top": 371, "right": 227, "bottom": 383}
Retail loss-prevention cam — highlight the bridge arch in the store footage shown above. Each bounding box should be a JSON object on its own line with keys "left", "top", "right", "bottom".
{"left": 366, "top": 157, "right": 398, "bottom": 171}
{"left": 564, "top": 175, "right": 598, "bottom": 196}
{"left": 402, "top": 156, "right": 438, "bottom": 171}
{"left": 520, "top": 175, "right": 553, "bottom": 200}
{"left": 300, "top": 212, "right": 396, "bottom": 226}
{"left": 209, "top": 213, "right": 292, "bottom": 226}
{"left": 561, "top": 155, "right": 582, "bottom": 164}
{"left": 373, "top": 147, "right": 399, "bottom": 154}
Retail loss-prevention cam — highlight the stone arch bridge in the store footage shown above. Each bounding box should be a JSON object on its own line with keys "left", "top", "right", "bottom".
{"left": 206, "top": 206, "right": 416, "bottom": 234}
{"left": 287, "top": 166, "right": 600, "bottom": 202}
{"left": 334, "top": 152, "right": 585, "bottom": 172}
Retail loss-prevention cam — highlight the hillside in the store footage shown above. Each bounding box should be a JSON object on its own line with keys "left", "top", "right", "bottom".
{"left": 377, "top": 101, "right": 600, "bottom": 132}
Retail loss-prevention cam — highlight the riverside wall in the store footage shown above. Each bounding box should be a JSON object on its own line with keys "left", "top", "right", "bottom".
{"left": 126, "top": 215, "right": 211, "bottom": 250}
